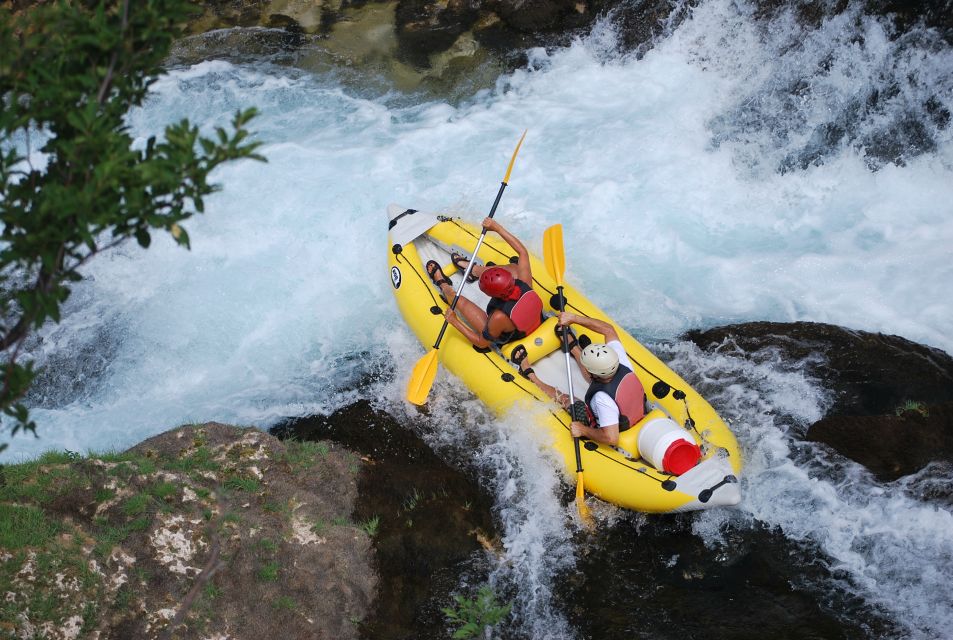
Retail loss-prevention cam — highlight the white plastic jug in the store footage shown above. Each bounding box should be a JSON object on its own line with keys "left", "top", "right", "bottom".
{"left": 637, "top": 416, "right": 701, "bottom": 475}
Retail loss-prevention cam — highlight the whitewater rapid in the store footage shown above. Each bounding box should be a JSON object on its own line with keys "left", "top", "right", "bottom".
{"left": 6, "top": 0, "right": 953, "bottom": 637}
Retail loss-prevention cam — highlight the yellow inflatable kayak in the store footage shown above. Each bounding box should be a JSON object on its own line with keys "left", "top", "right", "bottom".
{"left": 388, "top": 204, "right": 742, "bottom": 513}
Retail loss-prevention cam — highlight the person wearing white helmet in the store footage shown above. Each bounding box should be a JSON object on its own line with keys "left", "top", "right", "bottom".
{"left": 557, "top": 311, "right": 646, "bottom": 446}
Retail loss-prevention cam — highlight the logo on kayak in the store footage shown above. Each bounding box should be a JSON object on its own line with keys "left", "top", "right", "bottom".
{"left": 390, "top": 266, "right": 401, "bottom": 289}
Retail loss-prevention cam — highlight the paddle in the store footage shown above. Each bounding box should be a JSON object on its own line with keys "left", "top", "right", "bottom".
{"left": 543, "top": 223, "right": 595, "bottom": 527}
{"left": 406, "top": 130, "right": 527, "bottom": 406}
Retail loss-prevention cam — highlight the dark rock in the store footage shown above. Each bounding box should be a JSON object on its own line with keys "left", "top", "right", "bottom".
{"left": 807, "top": 402, "right": 953, "bottom": 481}
{"left": 686, "top": 321, "right": 953, "bottom": 480}
{"left": 272, "top": 400, "right": 498, "bottom": 640}
{"left": 563, "top": 516, "right": 899, "bottom": 639}
{"left": 866, "top": 0, "right": 953, "bottom": 40}
{"left": 685, "top": 321, "right": 953, "bottom": 418}
{"left": 494, "top": 0, "right": 594, "bottom": 33}
{"left": 609, "top": 0, "right": 693, "bottom": 54}
{"left": 395, "top": 0, "right": 481, "bottom": 65}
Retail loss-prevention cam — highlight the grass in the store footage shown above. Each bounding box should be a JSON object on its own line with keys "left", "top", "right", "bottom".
{"left": 359, "top": 516, "right": 380, "bottom": 537}
{"left": 166, "top": 446, "right": 220, "bottom": 473}
{"left": 310, "top": 519, "right": 328, "bottom": 535}
{"left": 280, "top": 440, "right": 330, "bottom": 470}
{"left": 0, "top": 529, "right": 103, "bottom": 635}
{"left": 258, "top": 538, "right": 279, "bottom": 553}
{"left": 224, "top": 475, "right": 260, "bottom": 493}
{"left": 257, "top": 561, "right": 280, "bottom": 582}
{"left": 123, "top": 493, "right": 152, "bottom": 517}
{"left": 37, "top": 450, "right": 83, "bottom": 464}
{"left": 895, "top": 400, "right": 930, "bottom": 417}
{"left": 272, "top": 595, "right": 297, "bottom": 611}
{"left": 0, "top": 459, "right": 89, "bottom": 505}
{"left": 0, "top": 504, "right": 61, "bottom": 549}
{"left": 401, "top": 487, "right": 423, "bottom": 513}
{"left": 150, "top": 481, "right": 178, "bottom": 501}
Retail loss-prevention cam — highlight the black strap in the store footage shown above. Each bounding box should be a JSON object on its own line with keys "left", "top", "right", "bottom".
{"left": 388, "top": 208, "right": 417, "bottom": 230}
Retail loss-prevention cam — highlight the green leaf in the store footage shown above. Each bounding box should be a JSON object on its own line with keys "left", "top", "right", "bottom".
{"left": 0, "top": 0, "right": 265, "bottom": 451}
{"left": 135, "top": 228, "right": 151, "bottom": 248}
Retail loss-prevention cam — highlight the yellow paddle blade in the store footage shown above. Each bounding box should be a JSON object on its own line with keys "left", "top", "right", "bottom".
{"left": 543, "top": 223, "right": 565, "bottom": 287}
{"left": 502, "top": 130, "right": 528, "bottom": 184}
{"left": 406, "top": 349, "right": 439, "bottom": 406}
{"left": 576, "top": 471, "right": 594, "bottom": 528}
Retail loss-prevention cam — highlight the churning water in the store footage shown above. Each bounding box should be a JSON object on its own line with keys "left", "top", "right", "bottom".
{"left": 6, "top": 0, "right": 953, "bottom": 637}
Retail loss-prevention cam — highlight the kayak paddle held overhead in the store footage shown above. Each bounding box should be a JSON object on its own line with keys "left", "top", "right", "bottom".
{"left": 406, "top": 130, "right": 527, "bottom": 406}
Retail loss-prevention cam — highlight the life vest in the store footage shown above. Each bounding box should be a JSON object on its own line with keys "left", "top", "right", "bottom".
{"left": 584, "top": 363, "right": 646, "bottom": 431}
{"left": 484, "top": 279, "right": 543, "bottom": 342}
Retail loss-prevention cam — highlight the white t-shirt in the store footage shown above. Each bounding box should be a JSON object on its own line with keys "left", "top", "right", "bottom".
{"left": 588, "top": 341, "right": 633, "bottom": 429}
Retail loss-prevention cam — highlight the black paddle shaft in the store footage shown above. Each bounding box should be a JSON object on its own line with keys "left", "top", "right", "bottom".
{"left": 431, "top": 180, "right": 508, "bottom": 349}
{"left": 555, "top": 283, "right": 585, "bottom": 474}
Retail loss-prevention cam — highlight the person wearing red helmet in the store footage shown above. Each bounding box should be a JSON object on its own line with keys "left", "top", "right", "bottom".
{"left": 426, "top": 217, "right": 544, "bottom": 350}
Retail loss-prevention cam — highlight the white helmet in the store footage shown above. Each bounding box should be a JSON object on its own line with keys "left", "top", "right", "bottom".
{"left": 580, "top": 344, "right": 619, "bottom": 378}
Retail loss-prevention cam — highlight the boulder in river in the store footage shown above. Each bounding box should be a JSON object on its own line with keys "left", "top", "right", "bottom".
{"left": 686, "top": 321, "right": 953, "bottom": 481}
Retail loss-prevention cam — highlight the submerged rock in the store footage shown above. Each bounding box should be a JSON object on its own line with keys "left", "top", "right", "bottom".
{"left": 686, "top": 321, "right": 953, "bottom": 480}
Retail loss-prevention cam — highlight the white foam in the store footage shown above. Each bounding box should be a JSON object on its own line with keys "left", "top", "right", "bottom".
{"left": 4, "top": 2, "right": 953, "bottom": 637}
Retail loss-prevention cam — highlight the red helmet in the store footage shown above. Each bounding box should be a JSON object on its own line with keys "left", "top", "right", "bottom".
{"left": 479, "top": 266, "right": 517, "bottom": 299}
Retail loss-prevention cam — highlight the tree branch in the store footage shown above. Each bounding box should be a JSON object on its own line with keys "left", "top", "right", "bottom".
{"left": 96, "top": 0, "right": 130, "bottom": 106}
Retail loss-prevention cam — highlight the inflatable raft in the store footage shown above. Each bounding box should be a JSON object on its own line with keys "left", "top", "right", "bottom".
{"left": 388, "top": 204, "right": 742, "bottom": 513}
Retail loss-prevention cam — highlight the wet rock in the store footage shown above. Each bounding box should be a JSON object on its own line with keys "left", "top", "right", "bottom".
{"left": 563, "top": 515, "right": 899, "bottom": 639}
{"left": 807, "top": 402, "right": 953, "bottom": 481}
{"left": 686, "top": 321, "right": 953, "bottom": 480}
{"left": 685, "top": 321, "right": 953, "bottom": 417}
{"left": 609, "top": 0, "right": 692, "bottom": 54}
{"left": 272, "top": 400, "right": 498, "bottom": 639}
{"left": 493, "top": 0, "right": 594, "bottom": 33}
{"left": 395, "top": 0, "right": 480, "bottom": 65}
{"left": 868, "top": 0, "right": 953, "bottom": 39}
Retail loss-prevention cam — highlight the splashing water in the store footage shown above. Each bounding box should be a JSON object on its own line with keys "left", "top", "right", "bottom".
{"left": 6, "top": 0, "right": 953, "bottom": 636}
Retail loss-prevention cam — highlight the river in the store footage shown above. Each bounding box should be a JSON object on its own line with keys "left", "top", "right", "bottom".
{"left": 7, "top": 0, "right": 953, "bottom": 637}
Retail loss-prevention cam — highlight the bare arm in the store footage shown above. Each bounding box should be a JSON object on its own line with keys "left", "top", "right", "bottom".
{"left": 483, "top": 217, "right": 532, "bottom": 283}
{"left": 558, "top": 311, "right": 620, "bottom": 343}
{"left": 570, "top": 420, "right": 619, "bottom": 446}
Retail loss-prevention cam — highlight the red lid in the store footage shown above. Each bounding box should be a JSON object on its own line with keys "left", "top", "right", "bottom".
{"left": 663, "top": 439, "right": 701, "bottom": 475}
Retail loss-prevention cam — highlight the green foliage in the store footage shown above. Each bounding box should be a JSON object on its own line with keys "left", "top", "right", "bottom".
{"left": 257, "top": 561, "right": 280, "bottom": 582}
{"left": 166, "top": 445, "right": 221, "bottom": 475}
{"left": 895, "top": 400, "right": 929, "bottom": 417}
{"left": 257, "top": 537, "right": 278, "bottom": 553}
{"left": 0, "top": 503, "right": 61, "bottom": 548}
{"left": 359, "top": 515, "right": 380, "bottom": 537}
{"left": 225, "top": 475, "right": 260, "bottom": 493}
{"left": 272, "top": 595, "right": 297, "bottom": 611}
{"left": 442, "top": 585, "right": 511, "bottom": 639}
{"left": 149, "top": 481, "right": 178, "bottom": 500}
{"left": 37, "top": 449, "right": 82, "bottom": 464}
{"left": 310, "top": 518, "right": 328, "bottom": 535}
{"left": 280, "top": 440, "right": 330, "bottom": 469}
{"left": 0, "top": 0, "right": 264, "bottom": 451}
{"left": 122, "top": 492, "right": 151, "bottom": 516}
